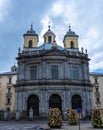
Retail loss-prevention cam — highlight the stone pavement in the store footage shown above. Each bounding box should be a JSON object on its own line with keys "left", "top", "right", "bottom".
{"left": 0, "top": 120, "right": 102, "bottom": 130}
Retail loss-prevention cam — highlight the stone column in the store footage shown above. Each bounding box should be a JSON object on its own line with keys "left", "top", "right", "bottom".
{"left": 83, "top": 91, "right": 86, "bottom": 119}
{"left": 42, "top": 61, "right": 46, "bottom": 79}
{"left": 82, "top": 110, "right": 86, "bottom": 120}
{"left": 64, "top": 61, "right": 68, "bottom": 79}
{"left": 29, "top": 108, "right": 33, "bottom": 121}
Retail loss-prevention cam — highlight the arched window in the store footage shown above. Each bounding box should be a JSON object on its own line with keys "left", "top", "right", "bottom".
{"left": 70, "top": 41, "right": 74, "bottom": 48}
{"left": 44, "top": 37, "right": 46, "bottom": 43}
{"left": 28, "top": 40, "right": 33, "bottom": 48}
{"left": 48, "top": 36, "right": 51, "bottom": 43}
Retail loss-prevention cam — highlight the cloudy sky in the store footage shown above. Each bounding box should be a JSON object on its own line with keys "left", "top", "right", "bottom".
{"left": 0, "top": 0, "right": 103, "bottom": 73}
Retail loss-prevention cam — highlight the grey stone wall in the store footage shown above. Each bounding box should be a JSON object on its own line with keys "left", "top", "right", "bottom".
{"left": 15, "top": 49, "right": 92, "bottom": 119}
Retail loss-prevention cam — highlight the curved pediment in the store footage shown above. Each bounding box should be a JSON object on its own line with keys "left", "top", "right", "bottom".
{"left": 41, "top": 48, "right": 68, "bottom": 56}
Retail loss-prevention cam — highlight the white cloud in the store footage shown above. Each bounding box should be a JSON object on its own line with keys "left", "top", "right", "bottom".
{"left": 80, "top": 26, "right": 103, "bottom": 71}
{"left": 0, "top": 0, "right": 102, "bottom": 72}
{"left": 39, "top": 0, "right": 103, "bottom": 71}
{"left": 40, "top": 0, "right": 79, "bottom": 45}
{"left": 51, "top": 0, "right": 63, "bottom": 16}
{"left": 90, "top": 60, "right": 103, "bottom": 72}
{"left": 87, "top": 28, "right": 100, "bottom": 39}
{"left": 39, "top": 16, "right": 52, "bottom": 44}
{"left": 0, "top": 0, "right": 12, "bottom": 21}
{"left": 80, "top": 27, "right": 100, "bottom": 51}
{"left": 90, "top": 50, "right": 103, "bottom": 71}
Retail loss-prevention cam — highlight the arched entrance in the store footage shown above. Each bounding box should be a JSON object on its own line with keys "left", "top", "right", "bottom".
{"left": 71, "top": 94, "right": 82, "bottom": 109}
{"left": 27, "top": 95, "right": 39, "bottom": 116}
{"left": 49, "top": 94, "right": 62, "bottom": 112}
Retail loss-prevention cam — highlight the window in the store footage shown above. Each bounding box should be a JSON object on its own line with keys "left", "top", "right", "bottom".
{"left": 70, "top": 41, "right": 74, "bottom": 48}
{"left": 30, "top": 66, "right": 37, "bottom": 80}
{"left": 8, "top": 88, "right": 11, "bottom": 93}
{"left": 28, "top": 40, "right": 33, "bottom": 48}
{"left": 7, "top": 98, "right": 10, "bottom": 104}
{"left": 97, "top": 98, "right": 100, "bottom": 103}
{"left": 7, "top": 108, "right": 10, "bottom": 111}
{"left": 95, "top": 78, "right": 98, "bottom": 83}
{"left": 8, "top": 77, "right": 12, "bottom": 83}
{"left": 51, "top": 65, "right": 58, "bottom": 79}
{"left": 72, "top": 66, "right": 79, "bottom": 80}
{"left": 48, "top": 36, "right": 51, "bottom": 43}
{"left": 96, "top": 88, "right": 98, "bottom": 93}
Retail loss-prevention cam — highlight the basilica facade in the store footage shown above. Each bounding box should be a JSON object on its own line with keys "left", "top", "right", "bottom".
{"left": 14, "top": 24, "right": 93, "bottom": 118}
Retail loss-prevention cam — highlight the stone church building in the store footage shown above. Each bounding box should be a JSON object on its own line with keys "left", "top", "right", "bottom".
{"left": 15, "top": 24, "right": 93, "bottom": 118}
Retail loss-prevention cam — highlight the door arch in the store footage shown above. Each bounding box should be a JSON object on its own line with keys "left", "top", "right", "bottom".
{"left": 71, "top": 94, "right": 82, "bottom": 109}
{"left": 27, "top": 94, "right": 39, "bottom": 116}
{"left": 49, "top": 94, "right": 62, "bottom": 112}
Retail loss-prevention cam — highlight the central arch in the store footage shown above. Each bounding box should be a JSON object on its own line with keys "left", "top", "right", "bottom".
{"left": 49, "top": 94, "right": 62, "bottom": 112}
{"left": 27, "top": 94, "right": 39, "bottom": 116}
{"left": 71, "top": 94, "right": 82, "bottom": 109}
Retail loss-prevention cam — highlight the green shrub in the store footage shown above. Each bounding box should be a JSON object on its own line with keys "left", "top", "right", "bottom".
{"left": 67, "top": 109, "right": 78, "bottom": 125}
{"left": 48, "top": 108, "right": 62, "bottom": 128}
{"left": 92, "top": 108, "right": 103, "bottom": 128}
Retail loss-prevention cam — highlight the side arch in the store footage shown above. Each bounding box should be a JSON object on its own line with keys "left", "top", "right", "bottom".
{"left": 71, "top": 94, "right": 82, "bottom": 109}
{"left": 27, "top": 94, "right": 39, "bottom": 116}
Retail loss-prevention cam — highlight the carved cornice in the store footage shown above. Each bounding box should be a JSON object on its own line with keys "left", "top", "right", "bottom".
{"left": 14, "top": 80, "right": 92, "bottom": 87}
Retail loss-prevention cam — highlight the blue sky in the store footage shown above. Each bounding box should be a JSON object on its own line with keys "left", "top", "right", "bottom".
{"left": 0, "top": 0, "right": 103, "bottom": 73}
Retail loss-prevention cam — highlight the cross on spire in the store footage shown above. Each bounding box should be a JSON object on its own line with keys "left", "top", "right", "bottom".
{"left": 30, "top": 22, "right": 33, "bottom": 30}
{"left": 69, "top": 23, "right": 71, "bottom": 31}
{"left": 48, "top": 21, "right": 51, "bottom": 30}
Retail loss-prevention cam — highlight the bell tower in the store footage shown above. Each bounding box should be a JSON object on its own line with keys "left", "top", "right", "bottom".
{"left": 63, "top": 25, "right": 79, "bottom": 50}
{"left": 23, "top": 24, "right": 39, "bottom": 50}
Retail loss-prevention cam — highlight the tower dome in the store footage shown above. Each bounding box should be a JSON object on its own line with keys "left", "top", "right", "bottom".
{"left": 65, "top": 25, "right": 78, "bottom": 37}
{"left": 11, "top": 64, "right": 17, "bottom": 72}
{"left": 23, "top": 24, "right": 37, "bottom": 36}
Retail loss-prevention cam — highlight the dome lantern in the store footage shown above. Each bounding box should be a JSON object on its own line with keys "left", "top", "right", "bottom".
{"left": 43, "top": 23, "right": 56, "bottom": 44}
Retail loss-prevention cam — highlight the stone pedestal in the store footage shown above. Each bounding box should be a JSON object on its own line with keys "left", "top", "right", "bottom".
{"left": 4, "top": 110, "right": 8, "bottom": 121}
{"left": 29, "top": 108, "right": 33, "bottom": 121}
{"left": 63, "top": 111, "right": 68, "bottom": 121}
{"left": 82, "top": 110, "right": 86, "bottom": 120}
{"left": 15, "top": 111, "right": 20, "bottom": 121}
